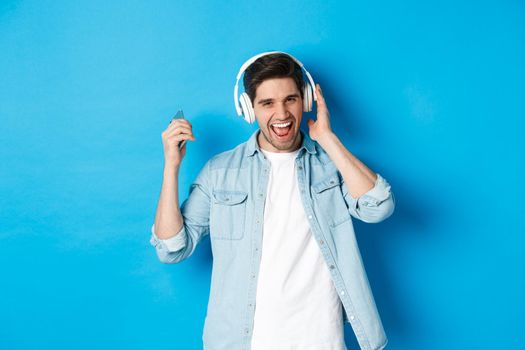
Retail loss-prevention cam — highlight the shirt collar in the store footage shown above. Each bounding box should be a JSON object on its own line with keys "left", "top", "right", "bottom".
{"left": 245, "top": 129, "right": 317, "bottom": 157}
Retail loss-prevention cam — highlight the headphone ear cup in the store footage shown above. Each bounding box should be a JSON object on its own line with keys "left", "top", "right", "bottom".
{"left": 303, "top": 83, "right": 313, "bottom": 112}
{"left": 239, "top": 92, "right": 256, "bottom": 123}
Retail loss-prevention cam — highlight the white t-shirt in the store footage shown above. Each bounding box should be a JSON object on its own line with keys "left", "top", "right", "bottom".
{"left": 250, "top": 148, "right": 346, "bottom": 350}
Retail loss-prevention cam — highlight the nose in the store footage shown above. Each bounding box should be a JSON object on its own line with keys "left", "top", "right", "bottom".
{"left": 275, "top": 102, "right": 290, "bottom": 118}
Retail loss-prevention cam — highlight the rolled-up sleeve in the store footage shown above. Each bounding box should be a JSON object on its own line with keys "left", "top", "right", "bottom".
{"left": 149, "top": 160, "right": 211, "bottom": 264}
{"left": 150, "top": 223, "right": 187, "bottom": 252}
{"left": 342, "top": 173, "right": 395, "bottom": 223}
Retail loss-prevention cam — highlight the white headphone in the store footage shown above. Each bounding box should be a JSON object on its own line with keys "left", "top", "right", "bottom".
{"left": 233, "top": 51, "right": 318, "bottom": 124}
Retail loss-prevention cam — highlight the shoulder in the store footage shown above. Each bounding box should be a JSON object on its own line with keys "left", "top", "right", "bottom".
{"left": 207, "top": 139, "right": 250, "bottom": 171}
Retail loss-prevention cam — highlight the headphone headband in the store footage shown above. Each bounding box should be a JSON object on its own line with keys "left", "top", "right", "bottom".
{"left": 233, "top": 51, "right": 317, "bottom": 116}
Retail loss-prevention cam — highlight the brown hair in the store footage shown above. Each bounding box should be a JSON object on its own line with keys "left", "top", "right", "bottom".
{"left": 243, "top": 53, "right": 305, "bottom": 104}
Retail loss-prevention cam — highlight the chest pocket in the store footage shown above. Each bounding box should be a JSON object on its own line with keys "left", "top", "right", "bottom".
{"left": 210, "top": 190, "right": 248, "bottom": 240}
{"left": 312, "top": 173, "right": 350, "bottom": 228}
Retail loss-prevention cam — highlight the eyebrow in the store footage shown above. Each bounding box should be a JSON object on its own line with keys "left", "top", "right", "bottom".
{"left": 256, "top": 93, "right": 300, "bottom": 105}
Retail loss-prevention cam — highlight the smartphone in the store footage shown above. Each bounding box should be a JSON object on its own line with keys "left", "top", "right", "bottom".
{"left": 171, "top": 109, "right": 187, "bottom": 149}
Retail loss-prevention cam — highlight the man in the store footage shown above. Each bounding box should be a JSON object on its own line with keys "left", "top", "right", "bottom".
{"left": 150, "top": 52, "right": 395, "bottom": 350}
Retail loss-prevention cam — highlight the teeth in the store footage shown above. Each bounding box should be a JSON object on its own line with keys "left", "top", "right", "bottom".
{"left": 272, "top": 121, "right": 292, "bottom": 128}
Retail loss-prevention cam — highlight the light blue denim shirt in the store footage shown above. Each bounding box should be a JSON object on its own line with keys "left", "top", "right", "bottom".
{"left": 150, "top": 129, "right": 395, "bottom": 350}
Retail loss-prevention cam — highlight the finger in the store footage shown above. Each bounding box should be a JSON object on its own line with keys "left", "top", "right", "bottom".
{"left": 165, "top": 134, "right": 195, "bottom": 147}
{"left": 165, "top": 122, "right": 192, "bottom": 135}
{"left": 167, "top": 132, "right": 195, "bottom": 143}
{"left": 307, "top": 119, "right": 315, "bottom": 127}
{"left": 167, "top": 123, "right": 191, "bottom": 134}
{"left": 316, "top": 95, "right": 327, "bottom": 109}
{"left": 315, "top": 84, "right": 326, "bottom": 104}
{"left": 166, "top": 125, "right": 192, "bottom": 136}
{"left": 316, "top": 84, "right": 324, "bottom": 98}
{"left": 168, "top": 133, "right": 196, "bottom": 143}
{"left": 163, "top": 128, "right": 194, "bottom": 142}
{"left": 168, "top": 118, "right": 192, "bottom": 129}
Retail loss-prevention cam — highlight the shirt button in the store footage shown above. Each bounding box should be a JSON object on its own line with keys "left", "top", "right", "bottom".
{"left": 319, "top": 240, "right": 324, "bottom": 245}
{"left": 255, "top": 247, "right": 259, "bottom": 251}
{"left": 259, "top": 193, "right": 263, "bottom": 197}
{"left": 329, "top": 265, "right": 335, "bottom": 269}
{"left": 298, "top": 166, "right": 303, "bottom": 170}
{"left": 252, "top": 274, "right": 255, "bottom": 278}
{"left": 340, "top": 290, "right": 345, "bottom": 296}
{"left": 350, "top": 315, "right": 355, "bottom": 320}
{"left": 245, "top": 328, "right": 249, "bottom": 334}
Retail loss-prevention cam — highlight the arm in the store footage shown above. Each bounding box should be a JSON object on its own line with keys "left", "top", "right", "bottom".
{"left": 150, "top": 116, "right": 210, "bottom": 263}
{"left": 153, "top": 165, "right": 184, "bottom": 241}
{"left": 150, "top": 161, "right": 211, "bottom": 264}
{"left": 153, "top": 116, "right": 195, "bottom": 241}
{"left": 307, "top": 84, "right": 395, "bottom": 223}
{"left": 317, "top": 132, "right": 377, "bottom": 199}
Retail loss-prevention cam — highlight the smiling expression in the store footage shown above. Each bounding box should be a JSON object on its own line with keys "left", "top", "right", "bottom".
{"left": 253, "top": 77, "right": 303, "bottom": 153}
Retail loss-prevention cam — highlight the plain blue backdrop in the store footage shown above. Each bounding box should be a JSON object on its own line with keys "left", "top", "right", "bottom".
{"left": 1, "top": 1, "right": 524, "bottom": 349}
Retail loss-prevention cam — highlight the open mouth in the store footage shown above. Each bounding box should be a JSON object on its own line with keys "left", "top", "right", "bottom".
{"left": 270, "top": 120, "right": 293, "bottom": 139}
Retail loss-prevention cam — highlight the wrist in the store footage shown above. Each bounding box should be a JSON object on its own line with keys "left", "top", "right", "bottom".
{"left": 316, "top": 130, "right": 337, "bottom": 147}
{"left": 163, "top": 160, "right": 180, "bottom": 174}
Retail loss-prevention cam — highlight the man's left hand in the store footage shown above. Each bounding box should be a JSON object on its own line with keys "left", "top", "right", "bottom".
{"left": 307, "top": 84, "right": 333, "bottom": 141}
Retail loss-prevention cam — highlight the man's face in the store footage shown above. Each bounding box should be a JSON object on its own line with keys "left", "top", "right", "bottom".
{"left": 253, "top": 77, "right": 303, "bottom": 153}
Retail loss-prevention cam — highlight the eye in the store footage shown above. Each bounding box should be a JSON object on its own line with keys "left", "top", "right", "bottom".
{"left": 287, "top": 97, "right": 297, "bottom": 102}
{"left": 263, "top": 102, "right": 272, "bottom": 107}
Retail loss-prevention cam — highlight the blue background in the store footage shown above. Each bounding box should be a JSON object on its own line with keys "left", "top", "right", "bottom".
{"left": 1, "top": 1, "right": 524, "bottom": 349}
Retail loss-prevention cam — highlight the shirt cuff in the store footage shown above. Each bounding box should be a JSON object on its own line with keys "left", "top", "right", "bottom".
{"left": 357, "top": 173, "right": 392, "bottom": 207}
{"left": 150, "top": 223, "right": 187, "bottom": 252}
